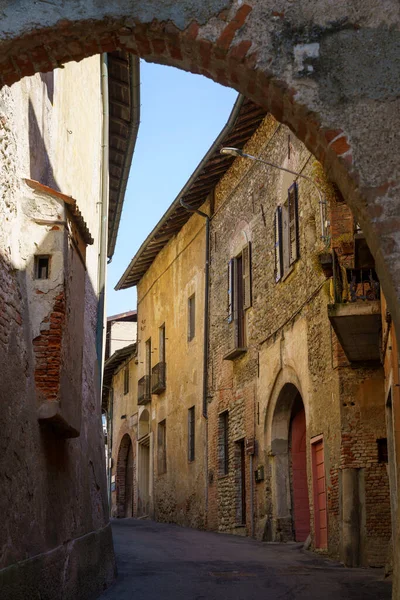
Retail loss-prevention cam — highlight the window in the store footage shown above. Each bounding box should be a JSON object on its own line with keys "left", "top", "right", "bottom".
{"left": 377, "top": 438, "right": 388, "bottom": 463}
{"left": 188, "top": 294, "right": 196, "bottom": 341}
{"left": 145, "top": 338, "right": 151, "bottom": 397}
{"left": 275, "top": 182, "right": 299, "bottom": 282}
{"left": 158, "top": 419, "right": 167, "bottom": 474}
{"left": 188, "top": 406, "right": 195, "bottom": 462}
{"left": 35, "top": 255, "right": 50, "bottom": 279}
{"left": 219, "top": 411, "right": 229, "bottom": 475}
{"left": 123, "top": 366, "right": 129, "bottom": 395}
{"left": 227, "top": 242, "right": 251, "bottom": 352}
{"left": 159, "top": 324, "right": 165, "bottom": 363}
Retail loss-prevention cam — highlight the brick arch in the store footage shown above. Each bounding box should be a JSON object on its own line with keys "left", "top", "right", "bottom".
{"left": 1, "top": 2, "right": 399, "bottom": 327}
{"left": 116, "top": 433, "right": 134, "bottom": 518}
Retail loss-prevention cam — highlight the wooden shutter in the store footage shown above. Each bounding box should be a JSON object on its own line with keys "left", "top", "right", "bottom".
{"left": 288, "top": 182, "right": 299, "bottom": 265}
{"left": 228, "top": 259, "right": 234, "bottom": 323}
{"left": 274, "top": 206, "right": 283, "bottom": 282}
{"left": 242, "top": 242, "right": 252, "bottom": 310}
{"left": 232, "top": 257, "right": 239, "bottom": 348}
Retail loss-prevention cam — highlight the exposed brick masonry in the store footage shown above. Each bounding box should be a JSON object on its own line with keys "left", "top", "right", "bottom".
{"left": 33, "top": 293, "right": 65, "bottom": 402}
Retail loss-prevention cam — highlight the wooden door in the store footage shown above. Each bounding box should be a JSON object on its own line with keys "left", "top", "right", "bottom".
{"left": 312, "top": 438, "right": 328, "bottom": 548}
{"left": 291, "top": 406, "right": 310, "bottom": 542}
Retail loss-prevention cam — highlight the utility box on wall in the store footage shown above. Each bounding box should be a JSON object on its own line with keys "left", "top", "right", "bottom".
{"left": 255, "top": 465, "right": 264, "bottom": 483}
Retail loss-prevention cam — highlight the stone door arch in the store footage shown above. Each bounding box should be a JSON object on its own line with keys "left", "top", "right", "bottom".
{"left": 270, "top": 383, "right": 310, "bottom": 543}
{"left": 116, "top": 433, "right": 134, "bottom": 518}
{"left": 0, "top": 3, "right": 399, "bottom": 335}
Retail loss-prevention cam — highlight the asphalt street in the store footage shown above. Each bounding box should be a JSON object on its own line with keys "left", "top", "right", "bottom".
{"left": 100, "top": 519, "right": 391, "bottom": 600}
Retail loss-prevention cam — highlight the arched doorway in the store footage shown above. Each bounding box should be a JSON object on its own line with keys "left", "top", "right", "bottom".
{"left": 270, "top": 383, "right": 311, "bottom": 543}
{"left": 116, "top": 433, "right": 134, "bottom": 518}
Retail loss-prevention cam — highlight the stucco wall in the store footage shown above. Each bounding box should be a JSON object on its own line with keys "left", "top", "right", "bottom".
{"left": 0, "top": 58, "right": 115, "bottom": 599}
{"left": 134, "top": 207, "right": 208, "bottom": 528}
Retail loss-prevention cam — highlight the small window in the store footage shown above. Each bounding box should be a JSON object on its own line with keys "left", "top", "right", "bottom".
{"left": 35, "top": 255, "right": 50, "bottom": 279}
{"left": 159, "top": 324, "right": 165, "bottom": 363}
{"left": 158, "top": 419, "right": 167, "bottom": 474}
{"left": 377, "top": 438, "right": 388, "bottom": 463}
{"left": 123, "top": 366, "right": 129, "bottom": 395}
{"left": 188, "top": 406, "right": 195, "bottom": 462}
{"left": 219, "top": 411, "right": 229, "bottom": 475}
{"left": 188, "top": 294, "right": 196, "bottom": 341}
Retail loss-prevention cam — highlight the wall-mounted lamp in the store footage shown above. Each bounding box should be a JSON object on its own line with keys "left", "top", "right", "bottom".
{"left": 220, "top": 147, "right": 328, "bottom": 241}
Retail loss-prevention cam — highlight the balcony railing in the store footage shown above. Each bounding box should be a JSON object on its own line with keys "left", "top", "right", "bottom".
{"left": 331, "top": 251, "right": 380, "bottom": 304}
{"left": 138, "top": 375, "right": 151, "bottom": 405}
{"left": 152, "top": 362, "right": 166, "bottom": 394}
{"left": 328, "top": 253, "right": 381, "bottom": 363}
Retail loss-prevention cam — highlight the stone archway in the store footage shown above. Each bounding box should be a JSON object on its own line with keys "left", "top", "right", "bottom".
{"left": 269, "top": 383, "right": 310, "bottom": 543}
{"left": 0, "top": 2, "right": 399, "bottom": 335}
{"left": 116, "top": 433, "right": 134, "bottom": 518}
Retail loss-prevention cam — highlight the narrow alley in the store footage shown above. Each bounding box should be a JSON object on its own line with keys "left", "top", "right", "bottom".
{"left": 100, "top": 520, "right": 391, "bottom": 600}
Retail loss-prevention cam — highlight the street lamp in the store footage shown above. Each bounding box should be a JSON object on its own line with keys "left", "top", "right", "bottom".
{"left": 220, "top": 147, "right": 327, "bottom": 241}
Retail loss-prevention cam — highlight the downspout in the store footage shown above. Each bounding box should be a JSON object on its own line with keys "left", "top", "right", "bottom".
{"left": 180, "top": 197, "right": 210, "bottom": 522}
{"left": 96, "top": 54, "right": 109, "bottom": 374}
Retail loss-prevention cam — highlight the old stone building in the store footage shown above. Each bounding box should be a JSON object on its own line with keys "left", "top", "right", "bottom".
{"left": 206, "top": 115, "right": 390, "bottom": 568}
{"left": 0, "top": 52, "right": 139, "bottom": 599}
{"left": 114, "top": 94, "right": 393, "bottom": 571}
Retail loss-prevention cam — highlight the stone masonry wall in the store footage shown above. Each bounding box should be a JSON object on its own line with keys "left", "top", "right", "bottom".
{"left": 207, "top": 114, "right": 391, "bottom": 565}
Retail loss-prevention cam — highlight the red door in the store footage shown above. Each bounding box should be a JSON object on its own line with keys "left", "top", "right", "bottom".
{"left": 291, "top": 406, "right": 311, "bottom": 542}
{"left": 312, "top": 438, "right": 328, "bottom": 548}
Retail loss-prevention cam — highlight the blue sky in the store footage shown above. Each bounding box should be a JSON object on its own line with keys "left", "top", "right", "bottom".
{"left": 106, "top": 60, "right": 237, "bottom": 317}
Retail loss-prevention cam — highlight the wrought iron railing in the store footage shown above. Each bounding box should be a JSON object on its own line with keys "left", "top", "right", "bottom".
{"left": 151, "top": 362, "right": 166, "bottom": 394}
{"left": 138, "top": 375, "right": 151, "bottom": 405}
{"left": 331, "top": 251, "right": 380, "bottom": 304}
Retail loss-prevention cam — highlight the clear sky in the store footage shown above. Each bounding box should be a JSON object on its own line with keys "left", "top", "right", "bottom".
{"left": 106, "top": 60, "right": 237, "bottom": 317}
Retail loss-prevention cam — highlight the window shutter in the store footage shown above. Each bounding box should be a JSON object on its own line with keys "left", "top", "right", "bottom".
{"left": 228, "top": 259, "right": 234, "bottom": 323}
{"left": 232, "top": 257, "right": 239, "bottom": 348}
{"left": 288, "top": 182, "right": 299, "bottom": 265}
{"left": 274, "top": 206, "right": 283, "bottom": 282}
{"left": 242, "top": 242, "right": 252, "bottom": 310}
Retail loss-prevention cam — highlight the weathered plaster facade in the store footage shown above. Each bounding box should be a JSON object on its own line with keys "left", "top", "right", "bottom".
{"left": 135, "top": 209, "right": 208, "bottom": 528}
{"left": 0, "top": 59, "right": 115, "bottom": 598}
{"left": 108, "top": 209, "right": 208, "bottom": 529}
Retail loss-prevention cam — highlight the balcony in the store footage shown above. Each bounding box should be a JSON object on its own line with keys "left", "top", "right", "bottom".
{"left": 137, "top": 375, "right": 151, "bottom": 405}
{"left": 152, "top": 362, "right": 166, "bottom": 394}
{"left": 328, "top": 265, "right": 381, "bottom": 363}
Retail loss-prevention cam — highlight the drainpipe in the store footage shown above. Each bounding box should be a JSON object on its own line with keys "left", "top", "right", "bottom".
{"left": 179, "top": 198, "right": 210, "bottom": 522}
{"left": 96, "top": 54, "right": 109, "bottom": 382}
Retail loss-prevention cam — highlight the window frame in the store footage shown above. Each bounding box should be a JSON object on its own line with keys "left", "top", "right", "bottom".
{"left": 157, "top": 419, "right": 167, "bottom": 474}
{"left": 35, "top": 255, "right": 51, "bottom": 280}
{"left": 123, "top": 365, "right": 129, "bottom": 395}
{"left": 188, "top": 406, "right": 195, "bottom": 462}
{"left": 188, "top": 294, "right": 196, "bottom": 342}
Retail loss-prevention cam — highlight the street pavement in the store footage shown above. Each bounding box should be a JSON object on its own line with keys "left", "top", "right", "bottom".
{"left": 100, "top": 519, "right": 391, "bottom": 600}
